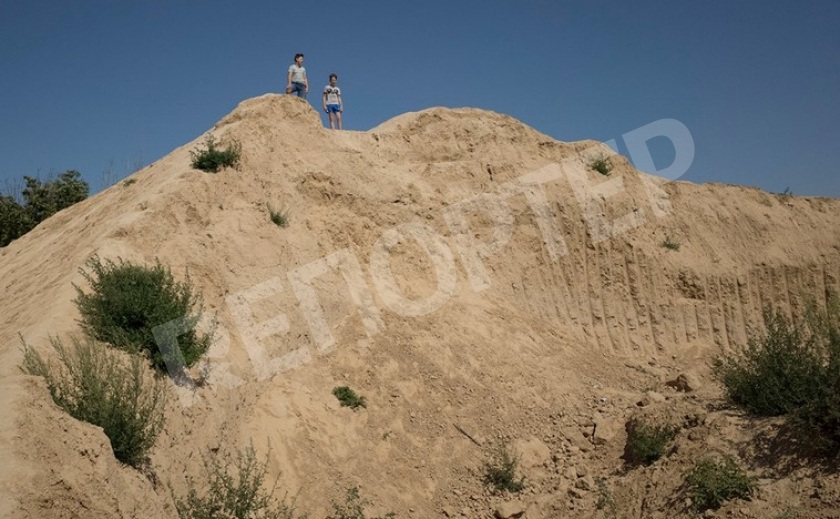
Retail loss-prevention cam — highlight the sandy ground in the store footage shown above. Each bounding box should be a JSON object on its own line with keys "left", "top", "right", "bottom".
{"left": 1, "top": 94, "right": 839, "bottom": 518}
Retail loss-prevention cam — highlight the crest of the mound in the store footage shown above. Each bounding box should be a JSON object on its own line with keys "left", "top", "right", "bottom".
{"left": 216, "top": 93, "right": 550, "bottom": 138}
{"left": 205, "top": 94, "right": 578, "bottom": 165}
{"left": 216, "top": 93, "right": 322, "bottom": 129}
{"left": 371, "top": 105, "right": 549, "bottom": 139}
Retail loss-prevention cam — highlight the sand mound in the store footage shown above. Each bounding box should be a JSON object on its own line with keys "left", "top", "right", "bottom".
{"left": 2, "top": 94, "right": 839, "bottom": 518}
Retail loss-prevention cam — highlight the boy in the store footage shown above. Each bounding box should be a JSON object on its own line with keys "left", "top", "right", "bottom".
{"left": 322, "top": 73, "right": 343, "bottom": 130}
{"left": 286, "top": 53, "right": 308, "bottom": 99}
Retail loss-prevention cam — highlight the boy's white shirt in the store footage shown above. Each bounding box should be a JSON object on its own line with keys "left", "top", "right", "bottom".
{"left": 323, "top": 85, "right": 342, "bottom": 104}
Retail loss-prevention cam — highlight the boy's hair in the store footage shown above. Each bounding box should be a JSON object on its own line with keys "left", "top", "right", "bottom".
{"left": 329, "top": 73, "right": 338, "bottom": 80}
{"left": 294, "top": 53, "right": 304, "bottom": 60}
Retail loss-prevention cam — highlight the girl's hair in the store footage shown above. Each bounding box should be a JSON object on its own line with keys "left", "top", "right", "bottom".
{"left": 294, "top": 53, "right": 304, "bottom": 60}
{"left": 329, "top": 73, "right": 338, "bottom": 80}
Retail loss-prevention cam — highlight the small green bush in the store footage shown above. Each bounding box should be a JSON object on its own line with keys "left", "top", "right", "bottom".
{"left": 684, "top": 456, "right": 754, "bottom": 511}
{"left": 21, "top": 336, "right": 166, "bottom": 467}
{"left": 589, "top": 156, "right": 612, "bottom": 176}
{"left": 332, "top": 386, "right": 367, "bottom": 410}
{"left": 792, "top": 303, "right": 840, "bottom": 450}
{"left": 661, "top": 235, "right": 681, "bottom": 251}
{"left": 714, "top": 309, "right": 825, "bottom": 417}
{"left": 595, "top": 479, "right": 618, "bottom": 516}
{"left": 715, "top": 301, "right": 840, "bottom": 452}
{"left": 175, "top": 444, "right": 302, "bottom": 519}
{"left": 268, "top": 204, "right": 291, "bottom": 228}
{"left": 327, "top": 487, "right": 396, "bottom": 519}
{"left": 190, "top": 136, "right": 241, "bottom": 173}
{"left": 74, "top": 256, "right": 211, "bottom": 374}
{"left": 483, "top": 440, "right": 525, "bottom": 493}
{"left": 625, "top": 420, "right": 677, "bottom": 466}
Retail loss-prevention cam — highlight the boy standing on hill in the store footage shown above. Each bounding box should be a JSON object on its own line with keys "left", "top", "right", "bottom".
{"left": 322, "top": 73, "right": 343, "bottom": 130}
{"left": 286, "top": 53, "right": 308, "bottom": 99}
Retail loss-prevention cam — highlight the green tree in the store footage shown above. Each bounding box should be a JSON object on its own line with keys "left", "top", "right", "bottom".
{"left": 0, "top": 170, "right": 89, "bottom": 247}
{"left": 0, "top": 194, "right": 32, "bottom": 247}
{"left": 22, "top": 170, "right": 88, "bottom": 223}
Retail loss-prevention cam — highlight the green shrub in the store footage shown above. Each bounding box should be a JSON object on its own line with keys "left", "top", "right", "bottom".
{"left": 793, "top": 304, "right": 840, "bottom": 450}
{"left": 714, "top": 309, "right": 825, "bottom": 417}
{"left": 589, "top": 156, "right": 612, "bottom": 176}
{"left": 684, "top": 456, "right": 754, "bottom": 511}
{"left": 21, "top": 336, "right": 166, "bottom": 467}
{"left": 175, "top": 444, "right": 302, "bottom": 519}
{"left": 625, "top": 420, "right": 677, "bottom": 466}
{"left": 327, "top": 487, "right": 396, "bottom": 519}
{"left": 716, "top": 302, "right": 840, "bottom": 452}
{"left": 661, "top": 235, "right": 681, "bottom": 251}
{"left": 595, "top": 479, "right": 618, "bottom": 517}
{"left": 332, "top": 386, "right": 367, "bottom": 410}
{"left": 190, "top": 136, "right": 241, "bottom": 173}
{"left": 483, "top": 440, "right": 525, "bottom": 493}
{"left": 268, "top": 204, "right": 291, "bottom": 228}
{"left": 74, "top": 256, "right": 211, "bottom": 374}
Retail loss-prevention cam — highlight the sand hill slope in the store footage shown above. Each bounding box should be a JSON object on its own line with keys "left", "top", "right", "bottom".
{"left": 1, "top": 94, "right": 839, "bottom": 518}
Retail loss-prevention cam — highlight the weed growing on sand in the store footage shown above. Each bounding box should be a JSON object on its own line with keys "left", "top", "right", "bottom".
{"left": 332, "top": 386, "right": 367, "bottom": 410}
{"left": 684, "top": 456, "right": 753, "bottom": 511}
{"left": 190, "top": 135, "right": 241, "bottom": 173}
{"left": 595, "top": 479, "right": 618, "bottom": 517}
{"left": 715, "top": 302, "right": 840, "bottom": 452}
{"left": 74, "top": 256, "right": 211, "bottom": 374}
{"left": 624, "top": 420, "right": 678, "bottom": 466}
{"left": 268, "top": 203, "right": 291, "bottom": 228}
{"left": 21, "top": 336, "right": 166, "bottom": 467}
{"left": 483, "top": 440, "right": 525, "bottom": 493}
{"left": 661, "top": 235, "right": 681, "bottom": 251}
{"left": 327, "top": 487, "right": 396, "bottom": 519}
{"left": 589, "top": 156, "right": 612, "bottom": 176}
{"left": 175, "top": 443, "right": 302, "bottom": 519}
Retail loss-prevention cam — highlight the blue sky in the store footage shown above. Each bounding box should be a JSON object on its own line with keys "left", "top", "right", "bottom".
{"left": 1, "top": 0, "right": 838, "bottom": 197}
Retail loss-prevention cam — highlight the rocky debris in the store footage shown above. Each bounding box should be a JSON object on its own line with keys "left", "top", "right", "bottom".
{"left": 666, "top": 372, "right": 702, "bottom": 393}
{"left": 591, "top": 416, "right": 622, "bottom": 445}
{"left": 494, "top": 500, "right": 526, "bottom": 518}
{"left": 560, "top": 427, "right": 592, "bottom": 452}
{"left": 575, "top": 474, "right": 596, "bottom": 491}
{"left": 637, "top": 391, "right": 667, "bottom": 407}
{"left": 513, "top": 437, "right": 552, "bottom": 470}
{"left": 568, "top": 486, "right": 586, "bottom": 499}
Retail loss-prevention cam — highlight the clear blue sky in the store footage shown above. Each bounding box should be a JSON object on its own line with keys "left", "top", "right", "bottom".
{"left": 2, "top": 0, "right": 838, "bottom": 197}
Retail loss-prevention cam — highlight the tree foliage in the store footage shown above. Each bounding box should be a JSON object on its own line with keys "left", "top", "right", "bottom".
{"left": 1, "top": 170, "right": 89, "bottom": 247}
